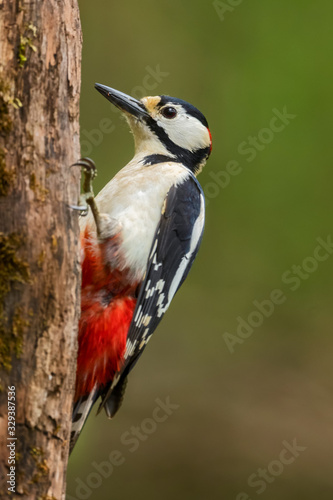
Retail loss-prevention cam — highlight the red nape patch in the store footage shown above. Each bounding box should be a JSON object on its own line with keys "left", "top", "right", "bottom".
{"left": 75, "top": 296, "right": 136, "bottom": 399}
{"left": 208, "top": 128, "right": 213, "bottom": 153}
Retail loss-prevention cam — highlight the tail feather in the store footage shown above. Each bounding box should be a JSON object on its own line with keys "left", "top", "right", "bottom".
{"left": 70, "top": 385, "right": 99, "bottom": 454}
{"left": 99, "top": 375, "right": 128, "bottom": 419}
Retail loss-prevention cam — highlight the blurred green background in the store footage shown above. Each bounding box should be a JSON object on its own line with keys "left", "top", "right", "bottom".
{"left": 67, "top": 1, "right": 333, "bottom": 499}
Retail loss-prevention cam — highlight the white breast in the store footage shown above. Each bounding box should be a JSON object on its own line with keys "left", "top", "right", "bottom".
{"left": 81, "top": 154, "right": 189, "bottom": 281}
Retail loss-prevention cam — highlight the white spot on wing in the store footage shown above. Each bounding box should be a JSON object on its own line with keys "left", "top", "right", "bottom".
{"left": 149, "top": 238, "right": 158, "bottom": 259}
{"left": 139, "top": 327, "right": 152, "bottom": 349}
{"left": 156, "top": 279, "right": 165, "bottom": 292}
{"left": 142, "top": 315, "right": 152, "bottom": 326}
{"left": 152, "top": 254, "right": 162, "bottom": 271}
{"left": 145, "top": 278, "right": 165, "bottom": 299}
{"left": 134, "top": 305, "right": 142, "bottom": 323}
{"left": 124, "top": 338, "right": 138, "bottom": 359}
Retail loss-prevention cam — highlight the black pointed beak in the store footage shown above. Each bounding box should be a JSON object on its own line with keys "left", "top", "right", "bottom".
{"left": 95, "top": 83, "right": 149, "bottom": 119}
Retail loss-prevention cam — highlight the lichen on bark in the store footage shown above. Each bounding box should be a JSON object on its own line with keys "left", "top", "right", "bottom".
{"left": 0, "top": 148, "right": 14, "bottom": 196}
{"left": 0, "top": 233, "right": 30, "bottom": 371}
{"left": 0, "top": 79, "right": 13, "bottom": 136}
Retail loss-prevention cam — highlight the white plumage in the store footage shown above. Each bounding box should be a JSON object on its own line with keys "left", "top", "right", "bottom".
{"left": 81, "top": 155, "right": 190, "bottom": 281}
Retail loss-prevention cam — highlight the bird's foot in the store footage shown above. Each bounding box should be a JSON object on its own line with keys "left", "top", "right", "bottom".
{"left": 70, "top": 157, "right": 98, "bottom": 216}
{"left": 70, "top": 157, "right": 120, "bottom": 239}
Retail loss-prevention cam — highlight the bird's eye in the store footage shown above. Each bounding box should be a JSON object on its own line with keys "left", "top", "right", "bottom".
{"left": 161, "top": 106, "right": 177, "bottom": 119}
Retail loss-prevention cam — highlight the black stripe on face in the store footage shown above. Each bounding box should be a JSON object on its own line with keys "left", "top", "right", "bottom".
{"left": 142, "top": 154, "right": 176, "bottom": 166}
{"left": 157, "top": 96, "right": 209, "bottom": 128}
{"left": 146, "top": 116, "right": 210, "bottom": 173}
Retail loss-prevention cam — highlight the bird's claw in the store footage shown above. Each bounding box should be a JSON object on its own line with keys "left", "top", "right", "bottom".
{"left": 70, "top": 157, "right": 105, "bottom": 237}
{"left": 70, "top": 157, "right": 98, "bottom": 217}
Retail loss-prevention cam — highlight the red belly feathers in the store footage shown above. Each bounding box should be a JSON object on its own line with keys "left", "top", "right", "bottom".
{"left": 75, "top": 229, "right": 137, "bottom": 399}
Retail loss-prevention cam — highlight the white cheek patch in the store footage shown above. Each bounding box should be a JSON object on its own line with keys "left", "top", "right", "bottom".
{"left": 157, "top": 113, "right": 210, "bottom": 152}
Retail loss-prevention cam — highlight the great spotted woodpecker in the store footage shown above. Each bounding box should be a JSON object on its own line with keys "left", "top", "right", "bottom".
{"left": 70, "top": 84, "right": 212, "bottom": 453}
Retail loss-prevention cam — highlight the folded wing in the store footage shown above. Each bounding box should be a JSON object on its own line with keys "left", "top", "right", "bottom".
{"left": 99, "top": 172, "right": 205, "bottom": 416}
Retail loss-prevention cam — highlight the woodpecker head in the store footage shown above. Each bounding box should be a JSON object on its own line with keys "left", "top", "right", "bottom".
{"left": 95, "top": 83, "right": 212, "bottom": 175}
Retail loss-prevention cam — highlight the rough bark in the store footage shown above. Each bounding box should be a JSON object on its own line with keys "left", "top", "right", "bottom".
{"left": 0, "top": 0, "right": 82, "bottom": 498}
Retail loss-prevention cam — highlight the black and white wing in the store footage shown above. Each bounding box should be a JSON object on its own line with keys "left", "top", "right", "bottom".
{"left": 99, "top": 173, "right": 205, "bottom": 417}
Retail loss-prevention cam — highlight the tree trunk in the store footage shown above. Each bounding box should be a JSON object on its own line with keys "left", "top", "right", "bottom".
{"left": 0, "top": 0, "right": 82, "bottom": 498}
